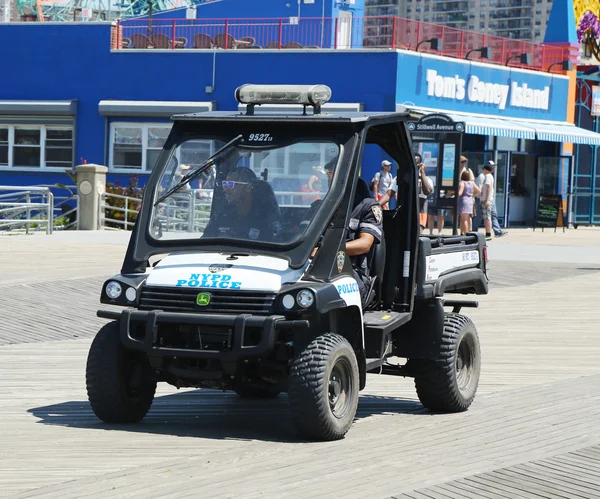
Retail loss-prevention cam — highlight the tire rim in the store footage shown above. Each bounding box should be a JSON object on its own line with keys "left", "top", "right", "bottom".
{"left": 456, "top": 334, "right": 475, "bottom": 392}
{"left": 328, "top": 357, "right": 354, "bottom": 419}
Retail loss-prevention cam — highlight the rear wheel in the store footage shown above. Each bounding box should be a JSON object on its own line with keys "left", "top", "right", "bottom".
{"left": 86, "top": 322, "right": 156, "bottom": 423}
{"left": 288, "top": 333, "right": 359, "bottom": 441}
{"left": 414, "top": 313, "right": 481, "bottom": 412}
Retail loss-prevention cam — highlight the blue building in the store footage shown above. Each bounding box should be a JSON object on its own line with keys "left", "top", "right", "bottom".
{"left": 1, "top": 7, "right": 599, "bottom": 226}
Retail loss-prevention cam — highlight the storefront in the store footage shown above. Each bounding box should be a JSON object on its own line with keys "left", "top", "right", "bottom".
{"left": 395, "top": 50, "right": 600, "bottom": 228}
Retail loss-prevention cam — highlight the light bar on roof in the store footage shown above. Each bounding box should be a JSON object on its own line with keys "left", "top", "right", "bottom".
{"left": 234, "top": 84, "right": 332, "bottom": 115}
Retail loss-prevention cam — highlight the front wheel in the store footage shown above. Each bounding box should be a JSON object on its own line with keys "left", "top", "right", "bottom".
{"left": 86, "top": 321, "right": 157, "bottom": 423}
{"left": 288, "top": 333, "right": 359, "bottom": 441}
{"left": 413, "top": 313, "right": 481, "bottom": 413}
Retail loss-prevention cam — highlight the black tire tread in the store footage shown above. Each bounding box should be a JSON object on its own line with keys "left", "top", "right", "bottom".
{"left": 288, "top": 333, "right": 359, "bottom": 441}
{"left": 86, "top": 322, "right": 157, "bottom": 423}
{"left": 414, "top": 313, "right": 480, "bottom": 413}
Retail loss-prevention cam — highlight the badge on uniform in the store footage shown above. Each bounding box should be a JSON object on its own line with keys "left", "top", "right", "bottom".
{"left": 348, "top": 218, "right": 359, "bottom": 230}
{"left": 371, "top": 205, "right": 383, "bottom": 224}
{"left": 336, "top": 251, "right": 345, "bottom": 273}
{"left": 248, "top": 228, "right": 260, "bottom": 240}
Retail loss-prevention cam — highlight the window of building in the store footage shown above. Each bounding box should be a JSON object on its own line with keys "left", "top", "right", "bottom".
{"left": 0, "top": 128, "right": 8, "bottom": 166}
{"left": 480, "top": 21, "right": 485, "bottom": 28}
{"left": 0, "top": 125, "right": 73, "bottom": 170}
{"left": 110, "top": 123, "right": 173, "bottom": 172}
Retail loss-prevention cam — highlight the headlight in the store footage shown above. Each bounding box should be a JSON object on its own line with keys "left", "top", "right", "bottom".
{"left": 282, "top": 294, "right": 295, "bottom": 310}
{"left": 106, "top": 281, "right": 122, "bottom": 300}
{"left": 125, "top": 287, "right": 137, "bottom": 302}
{"left": 296, "top": 289, "right": 314, "bottom": 308}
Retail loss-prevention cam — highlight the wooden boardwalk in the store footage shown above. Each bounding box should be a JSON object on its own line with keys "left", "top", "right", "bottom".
{"left": 1, "top": 230, "right": 599, "bottom": 498}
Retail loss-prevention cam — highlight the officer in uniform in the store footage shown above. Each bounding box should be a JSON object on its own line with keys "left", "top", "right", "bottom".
{"left": 346, "top": 179, "right": 383, "bottom": 306}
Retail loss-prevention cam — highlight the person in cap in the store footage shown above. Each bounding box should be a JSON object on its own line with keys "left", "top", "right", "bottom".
{"left": 479, "top": 161, "right": 495, "bottom": 240}
{"left": 373, "top": 160, "right": 394, "bottom": 209}
{"left": 473, "top": 160, "right": 507, "bottom": 239}
{"left": 378, "top": 154, "right": 432, "bottom": 231}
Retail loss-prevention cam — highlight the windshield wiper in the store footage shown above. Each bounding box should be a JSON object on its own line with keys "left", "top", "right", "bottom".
{"left": 154, "top": 134, "right": 243, "bottom": 206}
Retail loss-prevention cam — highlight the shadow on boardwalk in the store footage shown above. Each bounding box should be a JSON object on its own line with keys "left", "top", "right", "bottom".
{"left": 28, "top": 391, "right": 425, "bottom": 443}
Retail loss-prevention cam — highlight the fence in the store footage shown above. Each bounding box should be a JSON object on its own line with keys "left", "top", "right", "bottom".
{"left": 114, "top": 16, "right": 568, "bottom": 73}
{"left": 0, "top": 186, "right": 54, "bottom": 234}
{"left": 98, "top": 188, "right": 323, "bottom": 232}
{"left": 98, "top": 191, "right": 142, "bottom": 230}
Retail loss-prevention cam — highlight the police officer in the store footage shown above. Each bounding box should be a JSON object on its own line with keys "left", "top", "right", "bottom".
{"left": 347, "top": 179, "right": 383, "bottom": 306}
{"left": 204, "top": 167, "right": 283, "bottom": 242}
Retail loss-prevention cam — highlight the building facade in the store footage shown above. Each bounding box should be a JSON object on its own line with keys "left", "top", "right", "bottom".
{"left": 365, "top": 0, "right": 554, "bottom": 43}
{"left": 1, "top": 19, "right": 594, "bottom": 227}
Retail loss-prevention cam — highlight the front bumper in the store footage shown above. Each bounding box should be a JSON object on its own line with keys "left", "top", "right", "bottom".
{"left": 97, "top": 309, "right": 309, "bottom": 361}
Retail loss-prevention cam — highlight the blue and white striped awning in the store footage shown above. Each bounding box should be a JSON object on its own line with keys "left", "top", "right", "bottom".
{"left": 400, "top": 105, "right": 536, "bottom": 139}
{"left": 526, "top": 121, "right": 600, "bottom": 145}
{"left": 400, "top": 105, "right": 600, "bottom": 145}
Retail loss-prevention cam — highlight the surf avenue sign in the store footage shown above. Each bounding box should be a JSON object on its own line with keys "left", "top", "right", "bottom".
{"left": 425, "top": 69, "right": 550, "bottom": 111}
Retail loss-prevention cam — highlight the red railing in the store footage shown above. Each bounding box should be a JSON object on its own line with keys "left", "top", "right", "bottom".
{"left": 114, "top": 16, "right": 568, "bottom": 73}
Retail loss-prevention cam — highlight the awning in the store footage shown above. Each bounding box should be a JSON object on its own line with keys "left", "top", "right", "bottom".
{"left": 526, "top": 121, "right": 600, "bottom": 145}
{"left": 99, "top": 100, "right": 215, "bottom": 118}
{"left": 400, "top": 105, "right": 535, "bottom": 139}
{"left": 399, "top": 105, "right": 600, "bottom": 145}
{"left": 0, "top": 100, "right": 77, "bottom": 116}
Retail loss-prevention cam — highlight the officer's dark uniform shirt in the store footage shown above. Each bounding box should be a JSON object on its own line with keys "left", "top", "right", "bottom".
{"left": 347, "top": 198, "right": 383, "bottom": 296}
{"left": 204, "top": 182, "right": 283, "bottom": 242}
{"left": 207, "top": 208, "right": 282, "bottom": 242}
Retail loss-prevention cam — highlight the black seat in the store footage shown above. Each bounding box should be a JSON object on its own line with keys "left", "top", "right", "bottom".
{"left": 368, "top": 229, "right": 386, "bottom": 309}
{"left": 355, "top": 177, "right": 371, "bottom": 203}
{"left": 355, "top": 177, "right": 386, "bottom": 310}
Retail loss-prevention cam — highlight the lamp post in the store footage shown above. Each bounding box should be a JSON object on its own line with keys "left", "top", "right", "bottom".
{"left": 465, "top": 47, "right": 492, "bottom": 60}
{"left": 416, "top": 37, "right": 443, "bottom": 52}
{"left": 505, "top": 53, "right": 531, "bottom": 66}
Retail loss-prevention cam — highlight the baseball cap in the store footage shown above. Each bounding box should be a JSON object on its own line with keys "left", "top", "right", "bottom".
{"left": 483, "top": 160, "right": 495, "bottom": 171}
{"left": 382, "top": 160, "right": 392, "bottom": 166}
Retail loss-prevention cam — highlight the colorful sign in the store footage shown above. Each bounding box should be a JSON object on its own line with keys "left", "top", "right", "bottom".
{"left": 396, "top": 52, "right": 570, "bottom": 121}
{"left": 592, "top": 85, "right": 600, "bottom": 116}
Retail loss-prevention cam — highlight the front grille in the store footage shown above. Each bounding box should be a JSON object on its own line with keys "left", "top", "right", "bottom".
{"left": 139, "top": 286, "right": 276, "bottom": 315}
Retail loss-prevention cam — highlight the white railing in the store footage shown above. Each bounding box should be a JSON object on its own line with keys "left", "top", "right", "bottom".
{"left": 0, "top": 186, "right": 54, "bottom": 235}
{"left": 98, "top": 191, "right": 142, "bottom": 230}
{"left": 35, "top": 184, "right": 79, "bottom": 231}
{"left": 97, "top": 187, "right": 323, "bottom": 231}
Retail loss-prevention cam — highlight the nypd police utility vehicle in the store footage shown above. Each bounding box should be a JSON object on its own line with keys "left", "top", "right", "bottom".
{"left": 87, "top": 84, "right": 489, "bottom": 441}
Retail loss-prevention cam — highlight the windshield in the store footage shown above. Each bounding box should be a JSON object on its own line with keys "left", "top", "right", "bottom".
{"left": 151, "top": 138, "right": 341, "bottom": 245}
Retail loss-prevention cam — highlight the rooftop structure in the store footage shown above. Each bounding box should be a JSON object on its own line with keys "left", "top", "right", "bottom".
{"left": 365, "top": 0, "right": 555, "bottom": 43}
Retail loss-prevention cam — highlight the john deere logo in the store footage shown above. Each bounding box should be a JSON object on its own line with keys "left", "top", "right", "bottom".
{"left": 196, "top": 292, "right": 211, "bottom": 306}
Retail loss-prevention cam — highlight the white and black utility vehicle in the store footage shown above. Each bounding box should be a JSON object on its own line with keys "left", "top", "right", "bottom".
{"left": 88, "top": 84, "right": 489, "bottom": 441}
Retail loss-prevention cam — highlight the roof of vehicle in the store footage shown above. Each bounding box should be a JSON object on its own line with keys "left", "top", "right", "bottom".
{"left": 172, "top": 109, "right": 412, "bottom": 123}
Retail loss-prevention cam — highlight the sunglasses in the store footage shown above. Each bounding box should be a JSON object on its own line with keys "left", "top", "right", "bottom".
{"left": 222, "top": 180, "right": 250, "bottom": 189}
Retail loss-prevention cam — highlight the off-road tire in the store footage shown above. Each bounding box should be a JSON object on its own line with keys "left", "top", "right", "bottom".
{"left": 288, "top": 333, "right": 359, "bottom": 441}
{"left": 414, "top": 313, "right": 481, "bottom": 413}
{"left": 86, "top": 321, "right": 157, "bottom": 423}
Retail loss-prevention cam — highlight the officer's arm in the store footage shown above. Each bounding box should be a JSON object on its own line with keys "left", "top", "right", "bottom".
{"left": 347, "top": 233, "right": 375, "bottom": 256}
{"left": 379, "top": 188, "right": 395, "bottom": 206}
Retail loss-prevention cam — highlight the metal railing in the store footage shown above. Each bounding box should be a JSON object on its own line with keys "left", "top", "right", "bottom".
{"left": 98, "top": 191, "right": 142, "bottom": 230}
{"left": 35, "top": 184, "right": 79, "bottom": 231}
{"left": 98, "top": 188, "right": 325, "bottom": 231}
{"left": 0, "top": 186, "right": 54, "bottom": 235}
{"left": 114, "top": 15, "right": 568, "bottom": 73}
